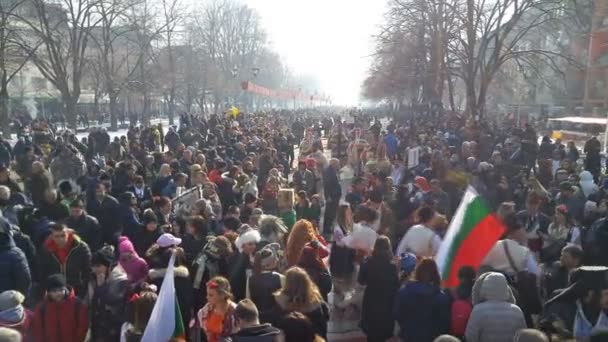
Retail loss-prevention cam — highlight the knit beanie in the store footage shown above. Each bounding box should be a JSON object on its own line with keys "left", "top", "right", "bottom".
{"left": 92, "top": 247, "right": 115, "bottom": 267}
{"left": 257, "top": 243, "right": 280, "bottom": 271}
{"left": 46, "top": 274, "right": 67, "bottom": 292}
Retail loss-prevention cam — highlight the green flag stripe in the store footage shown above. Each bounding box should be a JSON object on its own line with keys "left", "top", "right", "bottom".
{"left": 441, "top": 196, "right": 491, "bottom": 279}
{"left": 173, "top": 295, "right": 185, "bottom": 338}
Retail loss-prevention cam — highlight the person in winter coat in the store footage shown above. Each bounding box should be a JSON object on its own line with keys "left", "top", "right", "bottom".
{"left": 87, "top": 248, "right": 129, "bottom": 342}
{"left": 395, "top": 258, "right": 450, "bottom": 342}
{"left": 0, "top": 219, "right": 31, "bottom": 296}
{"left": 0, "top": 167, "right": 22, "bottom": 196}
{"left": 32, "top": 274, "right": 88, "bottom": 342}
{"left": 37, "top": 223, "right": 92, "bottom": 297}
{"left": 117, "top": 192, "right": 141, "bottom": 241}
{"left": 146, "top": 234, "right": 192, "bottom": 333}
{"left": 298, "top": 243, "right": 332, "bottom": 301}
{"left": 230, "top": 229, "right": 261, "bottom": 301}
{"left": 132, "top": 209, "right": 162, "bottom": 258}
{"left": 248, "top": 243, "right": 285, "bottom": 324}
{"left": 226, "top": 299, "right": 282, "bottom": 342}
{"left": 358, "top": 235, "right": 399, "bottom": 342}
{"left": 27, "top": 162, "right": 52, "bottom": 207}
{"left": 191, "top": 236, "right": 233, "bottom": 314}
{"left": 87, "top": 182, "right": 120, "bottom": 246}
{"left": 64, "top": 199, "right": 102, "bottom": 252}
{"left": 118, "top": 236, "right": 149, "bottom": 286}
{"left": 38, "top": 189, "right": 69, "bottom": 222}
{"left": 181, "top": 215, "right": 209, "bottom": 268}
{"left": 464, "top": 272, "right": 527, "bottom": 342}
{"left": 128, "top": 175, "right": 153, "bottom": 210}
{"left": 271, "top": 266, "right": 329, "bottom": 340}
{"left": 0, "top": 290, "right": 33, "bottom": 339}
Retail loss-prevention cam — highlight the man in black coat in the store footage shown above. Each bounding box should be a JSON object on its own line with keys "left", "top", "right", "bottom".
{"left": 37, "top": 222, "right": 91, "bottom": 297}
{"left": 65, "top": 199, "right": 102, "bottom": 252}
{"left": 0, "top": 218, "right": 31, "bottom": 296}
{"left": 323, "top": 159, "right": 342, "bottom": 235}
{"left": 87, "top": 182, "right": 120, "bottom": 246}
{"left": 226, "top": 299, "right": 282, "bottom": 342}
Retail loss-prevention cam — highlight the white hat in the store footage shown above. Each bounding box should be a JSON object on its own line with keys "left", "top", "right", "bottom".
{"left": 235, "top": 229, "right": 261, "bottom": 252}
{"left": 157, "top": 233, "right": 182, "bottom": 248}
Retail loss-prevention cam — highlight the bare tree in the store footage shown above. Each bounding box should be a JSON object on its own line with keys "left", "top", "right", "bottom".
{"left": 0, "top": 0, "right": 34, "bottom": 138}
{"left": 450, "top": 0, "right": 570, "bottom": 118}
{"left": 17, "top": 0, "right": 100, "bottom": 129}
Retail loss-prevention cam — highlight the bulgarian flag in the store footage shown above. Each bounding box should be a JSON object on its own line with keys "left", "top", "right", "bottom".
{"left": 142, "top": 252, "right": 186, "bottom": 342}
{"left": 436, "top": 187, "right": 506, "bottom": 287}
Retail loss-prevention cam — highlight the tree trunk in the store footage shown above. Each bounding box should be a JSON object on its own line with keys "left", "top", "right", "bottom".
{"left": 0, "top": 82, "right": 10, "bottom": 139}
{"left": 64, "top": 95, "right": 78, "bottom": 130}
{"left": 109, "top": 93, "right": 118, "bottom": 131}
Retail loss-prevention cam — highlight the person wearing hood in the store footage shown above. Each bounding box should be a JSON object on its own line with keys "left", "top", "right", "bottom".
{"left": 226, "top": 299, "right": 282, "bottom": 342}
{"left": 32, "top": 274, "right": 88, "bottom": 342}
{"left": 132, "top": 209, "right": 162, "bottom": 258}
{"left": 0, "top": 219, "right": 30, "bottom": 296}
{"left": 0, "top": 290, "right": 32, "bottom": 339}
{"left": 87, "top": 247, "right": 129, "bottom": 342}
{"left": 64, "top": 199, "right": 102, "bottom": 252}
{"left": 118, "top": 236, "right": 149, "bottom": 286}
{"left": 37, "top": 223, "right": 91, "bottom": 297}
{"left": 395, "top": 258, "right": 450, "bottom": 342}
{"left": 464, "top": 272, "right": 526, "bottom": 342}
{"left": 358, "top": 236, "right": 399, "bottom": 342}
{"left": 557, "top": 181, "right": 585, "bottom": 223}
{"left": 127, "top": 175, "right": 153, "bottom": 210}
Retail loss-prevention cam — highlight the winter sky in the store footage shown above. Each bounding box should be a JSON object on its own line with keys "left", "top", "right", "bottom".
{"left": 242, "top": 0, "right": 386, "bottom": 106}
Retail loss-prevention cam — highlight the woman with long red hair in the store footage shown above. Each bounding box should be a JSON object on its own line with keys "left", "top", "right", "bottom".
{"left": 284, "top": 220, "right": 327, "bottom": 268}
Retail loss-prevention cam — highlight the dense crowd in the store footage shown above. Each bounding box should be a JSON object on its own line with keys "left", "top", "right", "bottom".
{"left": 0, "top": 109, "right": 607, "bottom": 342}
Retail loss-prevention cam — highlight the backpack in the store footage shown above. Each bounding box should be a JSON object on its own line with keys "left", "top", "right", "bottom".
{"left": 450, "top": 298, "right": 472, "bottom": 337}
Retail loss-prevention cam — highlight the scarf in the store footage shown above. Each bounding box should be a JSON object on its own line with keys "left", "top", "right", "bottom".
{"left": 573, "top": 301, "right": 608, "bottom": 339}
{"left": 0, "top": 306, "right": 24, "bottom": 324}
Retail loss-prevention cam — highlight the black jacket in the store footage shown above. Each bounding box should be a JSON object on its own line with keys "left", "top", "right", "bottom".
{"left": 271, "top": 293, "right": 329, "bottom": 339}
{"left": 249, "top": 272, "right": 283, "bottom": 324}
{"left": 225, "top": 324, "right": 282, "bottom": 342}
{"left": 38, "top": 232, "right": 92, "bottom": 297}
{"left": 127, "top": 185, "right": 153, "bottom": 209}
{"left": 0, "top": 219, "right": 31, "bottom": 295}
{"left": 87, "top": 195, "right": 120, "bottom": 245}
{"left": 323, "top": 167, "right": 341, "bottom": 201}
{"left": 65, "top": 213, "right": 102, "bottom": 252}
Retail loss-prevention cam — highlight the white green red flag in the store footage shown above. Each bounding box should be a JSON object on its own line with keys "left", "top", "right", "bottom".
{"left": 142, "top": 252, "right": 186, "bottom": 342}
{"left": 436, "top": 186, "right": 506, "bottom": 287}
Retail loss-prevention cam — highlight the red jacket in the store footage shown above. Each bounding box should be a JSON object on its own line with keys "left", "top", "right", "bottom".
{"left": 32, "top": 289, "right": 88, "bottom": 342}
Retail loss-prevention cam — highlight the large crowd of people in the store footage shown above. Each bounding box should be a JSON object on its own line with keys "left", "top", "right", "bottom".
{"left": 0, "top": 109, "right": 606, "bottom": 342}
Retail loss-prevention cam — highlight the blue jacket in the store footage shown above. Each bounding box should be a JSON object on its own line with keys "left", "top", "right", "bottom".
{"left": 384, "top": 133, "right": 398, "bottom": 158}
{"left": 0, "top": 219, "right": 31, "bottom": 295}
{"left": 394, "top": 281, "right": 450, "bottom": 342}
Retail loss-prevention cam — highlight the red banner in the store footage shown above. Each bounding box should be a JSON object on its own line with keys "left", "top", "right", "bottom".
{"left": 241, "top": 81, "right": 329, "bottom": 102}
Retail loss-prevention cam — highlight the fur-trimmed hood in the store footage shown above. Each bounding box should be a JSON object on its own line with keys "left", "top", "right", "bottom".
{"left": 273, "top": 293, "right": 323, "bottom": 314}
{"left": 148, "top": 266, "right": 190, "bottom": 280}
